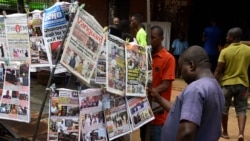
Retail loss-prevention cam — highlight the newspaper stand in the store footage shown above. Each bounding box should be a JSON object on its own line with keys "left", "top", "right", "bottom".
{"left": 0, "top": 2, "right": 147, "bottom": 141}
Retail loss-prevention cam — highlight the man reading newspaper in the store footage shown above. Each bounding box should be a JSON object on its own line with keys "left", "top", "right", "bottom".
{"left": 141, "top": 25, "right": 175, "bottom": 141}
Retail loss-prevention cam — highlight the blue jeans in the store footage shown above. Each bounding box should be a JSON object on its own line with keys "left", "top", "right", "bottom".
{"left": 150, "top": 124, "right": 162, "bottom": 141}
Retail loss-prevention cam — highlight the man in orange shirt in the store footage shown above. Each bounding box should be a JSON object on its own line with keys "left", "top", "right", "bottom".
{"left": 140, "top": 25, "right": 175, "bottom": 141}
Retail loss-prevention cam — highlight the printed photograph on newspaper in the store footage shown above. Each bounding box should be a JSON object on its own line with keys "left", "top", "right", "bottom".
{"left": 126, "top": 96, "right": 154, "bottom": 130}
{"left": 47, "top": 88, "right": 79, "bottom": 141}
{"left": 125, "top": 43, "right": 148, "bottom": 97}
{"left": 106, "top": 34, "right": 126, "bottom": 96}
{"left": 60, "top": 9, "right": 104, "bottom": 84}
{"left": 103, "top": 93, "right": 132, "bottom": 140}
{"left": 78, "top": 88, "right": 107, "bottom": 141}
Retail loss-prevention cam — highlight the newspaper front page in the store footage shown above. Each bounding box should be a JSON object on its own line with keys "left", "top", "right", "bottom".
{"left": 103, "top": 93, "right": 132, "bottom": 140}
{"left": 126, "top": 96, "right": 155, "bottom": 130}
{"left": 78, "top": 88, "right": 107, "bottom": 141}
{"left": 106, "top": 34, "right": 126, "bottom": 96}
{"left": 60, "top": 9, "right": 104, "bottom": 84}
{"left": 125, "top": 43, "right": 148, "bottom": 97}
{"left": 0, "top": 14, "right": 31, "bottom": 123}
{"left": 48, "top": 88, "right": 79, "bottom": 141}
{"left": 42, "top": 2, "right": 70, "bottom": 73}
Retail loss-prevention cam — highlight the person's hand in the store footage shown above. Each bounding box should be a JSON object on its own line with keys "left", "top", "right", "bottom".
{"left": 148, "top": 88, "right": 161, "bottom": 102}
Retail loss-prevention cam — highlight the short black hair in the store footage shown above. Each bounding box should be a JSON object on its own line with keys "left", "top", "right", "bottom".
{"left": 119, "top": 19, "right": 130, "bottom": 32}
{"left": 151, "top": 25, "right": 163, "bottom": 37}
{"left": 132, "top": 13, "right": 143, "bottom": 22}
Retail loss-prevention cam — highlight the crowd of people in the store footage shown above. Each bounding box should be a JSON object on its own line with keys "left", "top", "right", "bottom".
{"left": 106, "top": 13, "right": 250, "bottom": 141}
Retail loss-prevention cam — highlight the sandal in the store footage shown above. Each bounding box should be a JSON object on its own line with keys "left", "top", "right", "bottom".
{"left": 221, "top": 133, "right": 230, "bottom": 139}
{"left": 238, "top": 135, "right": 244, "bottom": 141}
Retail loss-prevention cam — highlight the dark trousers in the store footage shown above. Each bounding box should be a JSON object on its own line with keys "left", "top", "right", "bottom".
{"left": 209, "top": 54, "right": 219, "bottom": 73}
{"left": 174, "top": 55, "right": 180, "bottom": 77}
{"left": 140, "top": 123, "right": 150, "bottom": 141}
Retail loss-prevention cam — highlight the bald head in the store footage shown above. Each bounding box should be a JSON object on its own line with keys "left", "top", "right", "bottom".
{"left": 227, "top": 27, "right": 242, "bottom": 41}
{"left": 180, "top": 45, "right": 210, "bottom": 68}
{"left": 179, "top": 45, "right": 212, "bottom": 84}
{"left": 113, "top": 17, "right": 120, "bottom": 25}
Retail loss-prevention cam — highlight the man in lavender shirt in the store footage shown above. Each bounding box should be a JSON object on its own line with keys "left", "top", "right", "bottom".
{"left": 148, "top": 45, "right": 225, "bottom": 141}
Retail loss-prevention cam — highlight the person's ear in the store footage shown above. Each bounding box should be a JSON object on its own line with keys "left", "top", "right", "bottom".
{"left": 189, "top": 61, "right": 196, "bottom": 71}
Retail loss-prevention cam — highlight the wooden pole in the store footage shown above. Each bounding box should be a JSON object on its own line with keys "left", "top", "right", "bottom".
{"left": 146, "top": 0, "right": 151, "bottom": 45}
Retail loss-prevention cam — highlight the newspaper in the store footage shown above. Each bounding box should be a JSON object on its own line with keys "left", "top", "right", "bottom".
{"left": 28, "top": 11, "right": 50, "bottom": 68}
{"left": 48, "top": 88, "right": 79, "bottom": 141}
{"left": 78, "top": 88, "right": 107, "bottom": 141}
{"left": 125, "top": 43, "right": 148, "bottom": 97}
{"left": 42, "top": 2, "right": 70, "bottom": 73}
{"left": 95, "top": 34, "right": 107, "bottom": 84}
{"left": 95, "top": 58, "right": 106, "bottom": 84}
{"left": 0, "top": 61, "right": 30, "bottom": 122}
{"left": 5, "top": 14, "right": 30, "bottom": 61}
{"left": 126, "top": 96, "right": 155, "bottom": 130}
{"left": 102, "top": 93, "right": 132, "bottom": 140}
{"left": 106, "top": 34, "right": 126, "bottom": 96}
{"left": 145, "top": 45, "right": 163, "bottom": 113}
{"left": 60, "top": 8, "right": 104, "bottom": 84}
{"left": 0, "top": 16, "right": 8, "bottom": 60}
{"left": 0, "top": 14, "right": 31, "bottom": 123}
